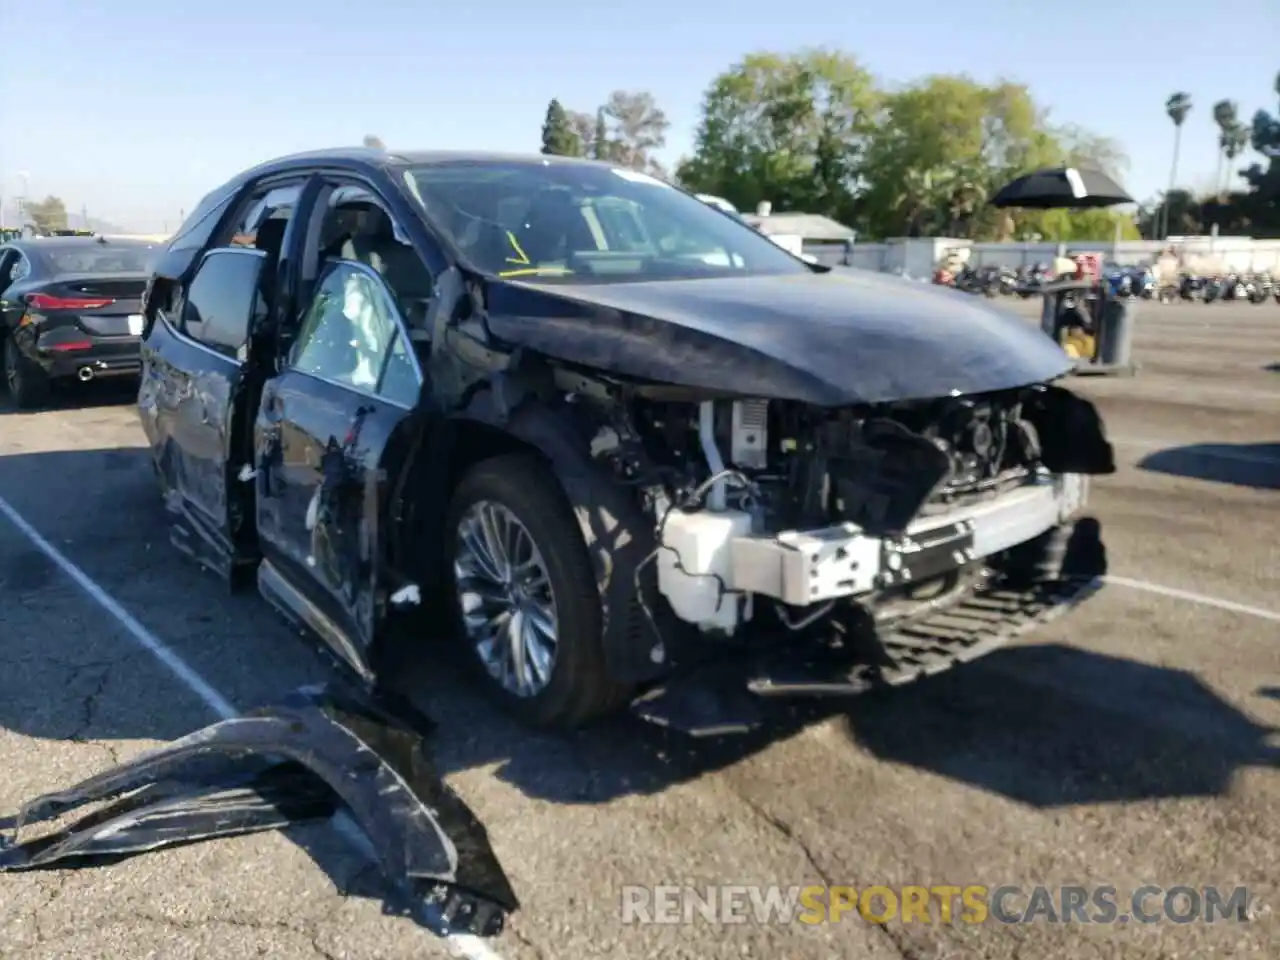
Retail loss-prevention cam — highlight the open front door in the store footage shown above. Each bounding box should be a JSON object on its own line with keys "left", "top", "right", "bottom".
{"left": 253, "top": 258, "right": 423, "bottom": 680}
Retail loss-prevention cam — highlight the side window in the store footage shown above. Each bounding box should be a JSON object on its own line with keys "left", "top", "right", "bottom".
{"left": 223, "top": 184, "right": 303, "bottom": 253}
{"left": 288, "top": 262, "right": 420, "bottom": 405}
{"left": 0, "top": 252, "right": 18, "bottom": 288}
{"left": 11, "top": 255, "right": 31, "bottom": 282}
{"left": 182, "top": 250, "right": 265, "bottom": 358}
{"left": 318, "top": 193, "right": 434, "bottom": 327}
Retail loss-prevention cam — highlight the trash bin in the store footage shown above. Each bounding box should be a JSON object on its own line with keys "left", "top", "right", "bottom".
{"left": 1096, "top": 296, "right": 1134, "bottom": 368}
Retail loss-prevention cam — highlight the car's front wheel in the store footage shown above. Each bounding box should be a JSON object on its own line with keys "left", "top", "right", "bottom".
{"left": 443, "top": 454, "right": 633, "bottom": 728}
{"left": 4, "top": 337, "right": 50, "bottom": 409}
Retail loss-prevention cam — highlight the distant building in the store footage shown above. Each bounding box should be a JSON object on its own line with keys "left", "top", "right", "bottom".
{"left": 741, "top": 210, "right": 857, "bottom": 244}
{"left": 742, "top": 203, "right": 856, "bottom": 264}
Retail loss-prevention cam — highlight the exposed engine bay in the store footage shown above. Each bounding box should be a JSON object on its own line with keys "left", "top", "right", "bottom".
{"left": 568, "top": 372, "right": 1112, "bottom": 643}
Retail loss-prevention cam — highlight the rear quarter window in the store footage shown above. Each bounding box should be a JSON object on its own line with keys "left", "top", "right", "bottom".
{"left": 169, "top": 185, "right": 241, "bottom": 255}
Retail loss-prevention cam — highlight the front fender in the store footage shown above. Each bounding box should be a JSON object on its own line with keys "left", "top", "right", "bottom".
{"left": 458, "top": 389, "right": 672, "bottom": 685}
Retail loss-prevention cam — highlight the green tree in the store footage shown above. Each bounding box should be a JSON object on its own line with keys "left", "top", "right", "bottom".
{"left": 1138, "top": 188, "right": 1202, "bottom": 238}
{"left": 601, "top": 91, "right": 669, "bottom": 173}
{"left": 540, "top": 99, "right": 582, "bottom": 156}
{"left": 1211, "top": 100, "right": 1238, "bottom": 194}
{"left": 593, "top": 108, "right": 611, "bottom": 162}
{"left": 859, "top": 76, "right": 1059, "bottom": 238}
{"left": 1035, "top": 208, "right": 1141, "bottom": 242}
{"left": 26, "top": 196, "right": 68, "bottom": 234}
{"left": 1133, "top": 73, "right": 1280, "bottom": 238}
{"left": 1054, "top": 125, "right": 1129, "bottom": 178}
{"left": 362, "top": 134, "right": 386, "bottom": 149}
{"left": 676, "top": 49, "right": 878, "bottom": 223}
{"left": 1160, "top": 92, "right": 1193, "bottom": 238}
{"left": 1222, "top": 122, "right": 1250, "bottom": 191}
{"left": 1239, "top": 73, "right": 1280, "bottom": 204}
{"left": 565, "top": 110, "right": 596, "bottom": 158}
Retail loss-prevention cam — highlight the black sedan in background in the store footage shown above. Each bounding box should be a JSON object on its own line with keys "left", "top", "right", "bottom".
{"left": 0, "top": 236, "right": 159, "bottom": 407}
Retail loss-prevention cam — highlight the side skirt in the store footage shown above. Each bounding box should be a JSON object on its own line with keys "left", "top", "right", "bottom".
{"left": 257, "top": 558, "right": 375, "bottom": 684}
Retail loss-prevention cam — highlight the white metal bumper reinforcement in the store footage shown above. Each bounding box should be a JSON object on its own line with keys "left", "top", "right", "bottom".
{"left": 729, "top": 474, "right": 1088, "bottom": 607}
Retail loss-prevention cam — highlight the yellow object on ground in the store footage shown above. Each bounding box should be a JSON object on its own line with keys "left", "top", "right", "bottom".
{"left": 1060, "top": 329, "right": 1096, "bottom": 360}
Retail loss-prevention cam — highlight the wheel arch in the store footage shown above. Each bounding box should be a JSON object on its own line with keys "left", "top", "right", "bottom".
{"left": 390, "top": 384, "right": 668, "bottom": 687}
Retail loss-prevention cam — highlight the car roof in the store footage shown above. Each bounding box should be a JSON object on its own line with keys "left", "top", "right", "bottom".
{"left": 6, "top": 236, "right": 156, "bottom": 254}
{"left": 231, "top": 147, "right": 620, "bottom": 184}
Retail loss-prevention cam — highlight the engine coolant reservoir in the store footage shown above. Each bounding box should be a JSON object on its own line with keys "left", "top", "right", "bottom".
{"left": 657, "top": 508, "right": 754, "bottom": 633}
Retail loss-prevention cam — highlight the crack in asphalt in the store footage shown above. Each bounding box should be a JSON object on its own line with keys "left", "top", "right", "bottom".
{"left": 734, "top": 792, "right": 919, "bottom": 960}
{"left": 67, "top": 664, "right": 113, "bottom": 742}
{"left": 505, "top": 921, "right": 549, "bottom": 960}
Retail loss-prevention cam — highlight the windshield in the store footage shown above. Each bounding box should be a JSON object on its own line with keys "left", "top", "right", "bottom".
{"left": 402, "top": 160, "right": 809, "bottom": 284}
{"left": 44, "top": 244, "right": 158, "bottom": 275}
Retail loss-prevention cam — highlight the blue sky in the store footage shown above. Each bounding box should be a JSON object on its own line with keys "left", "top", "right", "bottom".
{"left": 2, "top": 0, "right": 1276, "bottom": 232}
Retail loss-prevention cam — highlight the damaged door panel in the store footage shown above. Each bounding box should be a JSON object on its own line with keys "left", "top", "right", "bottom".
{"left": 254, "top": 259, "right": 425, "bottom": 679}
{"left": 147, "top": 249, "right": 271, "bottom": 579}
{"left": 0, "top": 685, "right": 517, "bottom": 939}
{"left": 141, "top": 177, "right": 310, "bottom": 583}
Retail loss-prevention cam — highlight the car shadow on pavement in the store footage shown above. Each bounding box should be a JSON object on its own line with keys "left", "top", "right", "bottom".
{"left": 1137, "top": 443, "right": 1280, "bottom": 490}
{"left": 0, "top": 445, "right": 1276, "bottom": 902}
{"left": 0, "top": 378, "right": 138, "bottom": 414}
{"left": 415, "top": 641, "right": 1280, "bottom": 811}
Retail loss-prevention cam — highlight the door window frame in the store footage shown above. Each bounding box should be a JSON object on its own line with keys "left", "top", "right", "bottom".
{"left": 164, "top": 247, "right": 268, "bottom": 362}
{"left": 217, "top": 179, "right": 307, "bottom": 250}
{"left": 284, "top": 258, "right": 424, "bottom": 409}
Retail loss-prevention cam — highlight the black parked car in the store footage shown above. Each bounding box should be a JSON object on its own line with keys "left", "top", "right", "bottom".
{"left": 138, "top": 148, "right": 1114, "bottom": 732}
{"left": 0, "top": 236, "right": 159, "bottom": 406}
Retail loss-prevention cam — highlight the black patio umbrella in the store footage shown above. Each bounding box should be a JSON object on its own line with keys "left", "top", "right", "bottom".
{"left": 991, "top": 167, "right": 1134, "bottom": 210}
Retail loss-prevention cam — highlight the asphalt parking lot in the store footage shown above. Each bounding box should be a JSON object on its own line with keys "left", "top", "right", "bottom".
{"left": 0, "top": 299, "right": 1277, "bottom": 960}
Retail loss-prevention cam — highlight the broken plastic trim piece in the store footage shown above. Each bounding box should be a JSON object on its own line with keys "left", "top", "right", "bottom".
{"left": 0, "top": 685, "right": 518, "bottom": 938}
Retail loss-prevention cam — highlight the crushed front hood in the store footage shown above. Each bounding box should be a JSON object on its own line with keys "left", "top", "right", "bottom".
{"left": 484, "top": 269, "right": 1073, "bottom": 405}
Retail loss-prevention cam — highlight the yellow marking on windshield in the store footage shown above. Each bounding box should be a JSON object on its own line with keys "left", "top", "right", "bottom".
{"left": 498, "top": 267, "right": 574, "bottom": 278}
{"left": 505, "top": 231, "right": 531, "bottom": 265}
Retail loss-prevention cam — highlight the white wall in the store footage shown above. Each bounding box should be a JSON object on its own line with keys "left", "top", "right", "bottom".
{"left": 823, "top": 237, "right": 1280, "bottom": 275}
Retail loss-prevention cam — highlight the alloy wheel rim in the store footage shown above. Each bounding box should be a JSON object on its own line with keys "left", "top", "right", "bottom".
{"left": 453, "top": 500, "right": 558, "bottom": 697}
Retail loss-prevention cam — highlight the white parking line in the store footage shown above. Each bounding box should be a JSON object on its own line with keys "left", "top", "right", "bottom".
{"left": 0, "top": 492, "right": 506, "bottom": 960}
{"left": 1103, "top": 575, "right": 1280, "bottom": 623}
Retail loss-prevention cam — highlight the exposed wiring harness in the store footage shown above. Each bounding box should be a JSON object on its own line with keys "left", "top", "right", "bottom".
{"left": 633, "top": 469, "right": 759, "bottom": 651}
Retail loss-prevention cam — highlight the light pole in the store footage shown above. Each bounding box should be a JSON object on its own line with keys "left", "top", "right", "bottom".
{"left": 16, "top": 171, "right": 31, "bottom": 227}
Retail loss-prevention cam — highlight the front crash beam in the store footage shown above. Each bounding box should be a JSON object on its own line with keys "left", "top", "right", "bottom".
{"left": 0, "top": 685, "right": 517, "bottom": 938}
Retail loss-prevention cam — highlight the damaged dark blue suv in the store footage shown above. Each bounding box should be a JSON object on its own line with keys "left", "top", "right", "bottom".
{"left": 138, "top": 147, "right": 1114, "bottom": 733}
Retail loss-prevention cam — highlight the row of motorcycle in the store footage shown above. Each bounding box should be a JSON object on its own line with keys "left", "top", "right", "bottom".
{"left": 943, "top": 263, "right": 1279, "bottom": 304}
{"left": 1172, "top": 273, "right": 1278, "bottom": 304}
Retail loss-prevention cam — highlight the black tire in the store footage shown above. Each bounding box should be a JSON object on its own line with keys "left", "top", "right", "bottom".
{"left": 442, "top": 453, "right": 633, "bottom": 729}
{"left": 3, "top": 336, "right": 50, "bottom": 409}
{"left": 995, "top": 517, "right": 1106, "bottom": 589}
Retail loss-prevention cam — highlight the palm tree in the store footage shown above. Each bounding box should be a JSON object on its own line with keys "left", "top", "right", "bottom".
{"left": 1161, "top": 92, "right": 1193, "bottom": 239}
{"left": 1211, "top": 100, "right": 1238, "bottom": 195}
{"left": 1222, "top": 122, "right": 1250, "bottom": 192}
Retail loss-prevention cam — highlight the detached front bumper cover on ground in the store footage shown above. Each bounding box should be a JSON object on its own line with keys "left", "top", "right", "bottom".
{"left": 0, "top": 684, "right": 518, "bottom": 938}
